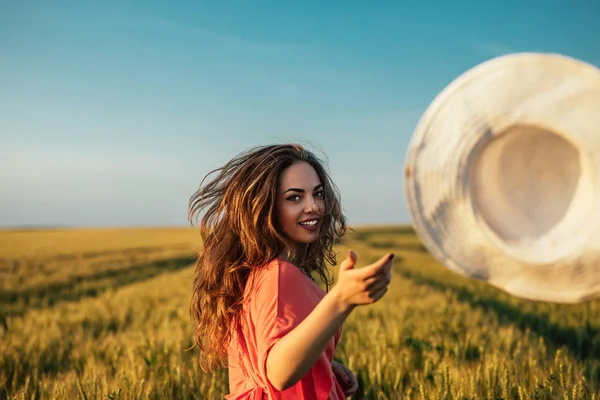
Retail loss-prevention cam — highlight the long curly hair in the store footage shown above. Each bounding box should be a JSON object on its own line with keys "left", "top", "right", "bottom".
{"left": 188, "top": 143, "right": 347, "bottom": 372}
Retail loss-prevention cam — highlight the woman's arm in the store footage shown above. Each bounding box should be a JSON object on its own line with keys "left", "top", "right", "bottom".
{"left": 266, "top": 285, "right": 352, "bottom": 390}
{"left": 265, "top": 251, "right": 393, "bottom": 390}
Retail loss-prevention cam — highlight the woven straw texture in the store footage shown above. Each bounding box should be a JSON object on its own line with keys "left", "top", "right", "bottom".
{"left": 404, "top": 52, "right": 600, "bottom": 303}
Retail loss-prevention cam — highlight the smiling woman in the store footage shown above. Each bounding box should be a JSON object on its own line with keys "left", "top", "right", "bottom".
{"left": 187, "top": 143, "right": 394, "bottom": 399}
{"left": 276, "top": 162, "right": 326, "bottom": 259}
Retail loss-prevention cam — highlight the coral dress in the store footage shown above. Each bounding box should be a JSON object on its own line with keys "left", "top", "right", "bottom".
{"left": 225, "top": 258, "right": 345, "bottom": 400}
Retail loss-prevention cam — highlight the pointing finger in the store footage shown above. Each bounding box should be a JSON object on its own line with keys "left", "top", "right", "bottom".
{"left": 360, "top": 253, "right": 394, "bottom": 278}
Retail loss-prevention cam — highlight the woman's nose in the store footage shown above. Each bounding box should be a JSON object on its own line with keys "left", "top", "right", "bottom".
{"left": 305, "top": 197, "right": 318, "bottom": 213}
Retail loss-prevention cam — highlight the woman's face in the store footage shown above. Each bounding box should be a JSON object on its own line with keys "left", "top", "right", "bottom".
{"left": 276, "top": 161, "right": 325, "bottom": 250}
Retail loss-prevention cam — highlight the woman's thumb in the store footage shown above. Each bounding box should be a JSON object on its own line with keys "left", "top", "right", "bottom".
{"left": 340, "top": 250, "right": 357, "bottom": 271}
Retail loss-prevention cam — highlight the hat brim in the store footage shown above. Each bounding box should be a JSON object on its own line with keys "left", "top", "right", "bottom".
{"left": 403, "top": 52, "right": 600, "bottom": 303}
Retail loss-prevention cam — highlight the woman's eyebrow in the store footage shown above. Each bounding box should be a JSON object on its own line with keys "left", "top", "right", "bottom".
{"left": 282, "top": 184, "right": 323, "bottom": 194}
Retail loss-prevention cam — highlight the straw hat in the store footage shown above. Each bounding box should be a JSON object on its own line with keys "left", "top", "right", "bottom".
{"left": 403, "top": 52, "right": 600, "bottom": 303}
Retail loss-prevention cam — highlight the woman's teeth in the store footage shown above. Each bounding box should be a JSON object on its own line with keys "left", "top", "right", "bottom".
{"left": 300, "top": 220, "right": 317, "bottom": 226}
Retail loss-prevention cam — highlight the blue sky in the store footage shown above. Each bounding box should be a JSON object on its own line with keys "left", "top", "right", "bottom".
{"left": 1, "top": 1, "right": 598, "bottom": 227}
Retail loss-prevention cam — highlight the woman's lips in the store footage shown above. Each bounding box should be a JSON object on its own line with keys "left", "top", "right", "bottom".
{"left": 299, "top": 219, "right": 318, "bottom": 232}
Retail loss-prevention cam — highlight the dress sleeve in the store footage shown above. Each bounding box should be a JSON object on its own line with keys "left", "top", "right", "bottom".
{"left": 251, "top": 260, "right": 305, "bottom": 393}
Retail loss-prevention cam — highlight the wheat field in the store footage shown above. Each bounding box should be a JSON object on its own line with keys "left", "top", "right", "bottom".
{"left": 1, "top": 226, "right": 599, "bottom": 399}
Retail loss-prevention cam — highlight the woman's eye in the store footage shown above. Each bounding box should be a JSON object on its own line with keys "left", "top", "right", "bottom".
{"left": 315, "top": 191, "right": 324, "bottom": 198}
{"left": 287, "top": 195, "right": 300, "bottom": 202}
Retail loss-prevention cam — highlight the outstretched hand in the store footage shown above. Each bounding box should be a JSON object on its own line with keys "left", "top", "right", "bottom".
{"left": 332, "top": 250, "right": 394, "bottom": 313}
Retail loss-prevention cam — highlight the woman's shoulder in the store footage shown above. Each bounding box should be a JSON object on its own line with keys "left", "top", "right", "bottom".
{"left": 242, "top": 258, "right": 307, "bottom": 315}
{"left": 250, "top": 257, "right": 306, "bottom": 288}
{"left": 244, "top": 257, "right": 314, "bottom": 303}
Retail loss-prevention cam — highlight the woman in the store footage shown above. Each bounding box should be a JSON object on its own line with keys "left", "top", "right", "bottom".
{"left": 188, "top": 144, "right": 394, "bottom": 399}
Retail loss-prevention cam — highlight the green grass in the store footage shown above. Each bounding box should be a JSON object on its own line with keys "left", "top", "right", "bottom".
{"left": 1, "top": 226, "right": 599, "bottom": 399}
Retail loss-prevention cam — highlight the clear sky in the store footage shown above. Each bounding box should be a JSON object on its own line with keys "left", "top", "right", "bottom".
{"left": 1, "top": 1, "right": 598, "bottom": 228}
